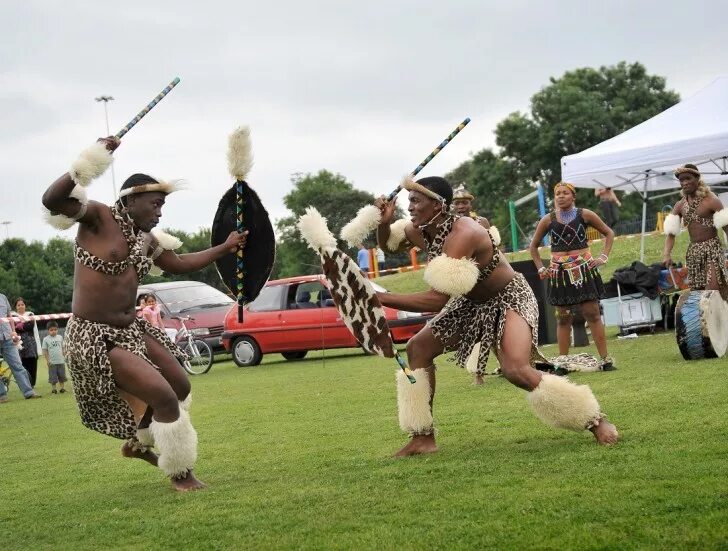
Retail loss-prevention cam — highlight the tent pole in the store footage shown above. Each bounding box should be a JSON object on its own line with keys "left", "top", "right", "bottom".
{"left": 639, "top": 174, "right": 648, "bottom": 262}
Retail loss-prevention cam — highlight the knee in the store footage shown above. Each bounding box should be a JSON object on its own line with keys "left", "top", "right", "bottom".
{"left": 174, "top": 377, "right": 191, "bottom": 401}
{"left": 150, "top": 387, "right": 180, "bottom": 416}
{"left": 556, "top": 310, "right": 573, "bottom": 327}
{"left": 581, "top": 304, "right": 602, "bottom": 324}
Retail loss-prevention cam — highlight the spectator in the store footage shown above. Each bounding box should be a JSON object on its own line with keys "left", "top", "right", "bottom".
{"left": 595, "top": 187, "right": 621, "bottom": 229}
{"left": 12, "top": 297, "right": 41, "bottom": 387}
{"left": 42, "top": 321, "right": 67, "bottom": 394}
{"left": 0, "top": 292, "right": 40, "bottom": 402}
{"left": 136, "top": 295, "right": 147, "bottom": 318}
{"left": 376, "top": 247, "right": 386, "bottom": 272}
{"left": 142, "top": 295, "right": 164, "bottom": 328}
{"left": 357, "top": 244, "right": 370, "bottom": 277}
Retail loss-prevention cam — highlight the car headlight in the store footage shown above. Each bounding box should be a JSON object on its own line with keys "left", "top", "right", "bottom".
{"left": 190, "top": 328, "right": 210, "bottom": 337}
{"left": 396, "top": 310, "right": 422, "bottom": 319}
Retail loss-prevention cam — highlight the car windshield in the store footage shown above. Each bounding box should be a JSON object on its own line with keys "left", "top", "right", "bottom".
{"left": 154, "top": 285, "right": 234, "bottom": 314}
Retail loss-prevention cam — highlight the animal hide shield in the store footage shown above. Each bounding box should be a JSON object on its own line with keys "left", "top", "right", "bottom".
{"left": 211, "top": 181, "right": 275, "bottom": 305}
{"left": 321, "top": 248, "right": 397, "bottom": 358}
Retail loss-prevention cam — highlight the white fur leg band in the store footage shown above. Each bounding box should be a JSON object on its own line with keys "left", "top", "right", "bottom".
{"left": 341, "top": 204, "right": 382, "bottom": 247}
{"left": 663, "top": 213, "right": 682, "bottom": 236}
{"left": 42, "top": 185, "right": 89, "bottom": 230}
{"left": 68, "top": 142, "right": 113, "bottom": 187}
{"left": 527, "top": 373, "right": 602, "bottom": 431}
{"left": 424, "top": 255, "right": 479, "bottom": 296}
{"left": 136, "top": 427, "right": 155, "bottom": 448}
{"left": 489, "top": 225, "right": 501, "bottom": 247}
{"left": 149, "top": 410, "right": 198, "bottom": 478}
{"left": 396, "top": 369, "right": 433, "bottom": 436}
{"left": 179, "top": 394, "right": 192, "bottom": 411}
{"left": 713, "top": 208, "right": 728, "bottom": 230}
{"left": 386, "top": 218, "right": 409, "bottom": 252}
{"left": 465, "top": 342, "right": 481, "bottom": 374}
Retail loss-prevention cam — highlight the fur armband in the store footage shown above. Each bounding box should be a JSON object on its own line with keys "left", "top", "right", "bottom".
{"left": 424, "top": 255, "right": 479, "bottom": 296}
{"left": 386, "top": 219, "right": 409, "bottom": 251}
{"left": 489, "top": 225, "right": 501, "bottom": 247}
{"left": 713, "top": 208, "right": 728, "bottom": 229}
{"left": 340, "top": 204, "right": 382, "bottom": 247}
{"left": 42, "top": 185, "right": 89, "bottom": 230}
{"left": 148, "top": 229, "right": 184, "bottom": 276}
{"left": 68, "top": 142, "right": 113, "bottom": 187}
{"left": 663, "top": 213, "right": 682, "bottom": 236}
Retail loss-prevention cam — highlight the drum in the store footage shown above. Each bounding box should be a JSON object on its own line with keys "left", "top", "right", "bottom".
{"left": 675, "top": 290, "right": 728, "bottom": 360}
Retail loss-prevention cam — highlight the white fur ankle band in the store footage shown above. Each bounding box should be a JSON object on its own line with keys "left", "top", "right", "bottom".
{"left": 69, "top": 142, "right": 113, "bottom": 187}
{"left": 526, "top": 373, "right": 602, "bottom": 431}
{"left": 424, "top": 255, "right": 479, "bottom": 296}
{"left": 396, "top": 369, "right": 433, "bottom": 436}
{"left": 663, "top": 213, "right": 682, "bottom": 236}
{"left": 149, "top": 410, "right": 198, "bottom": 478}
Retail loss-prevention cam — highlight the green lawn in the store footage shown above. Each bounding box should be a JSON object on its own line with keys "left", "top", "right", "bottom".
{"left": 3, "top": 327, "right": 727, "bottom": 550}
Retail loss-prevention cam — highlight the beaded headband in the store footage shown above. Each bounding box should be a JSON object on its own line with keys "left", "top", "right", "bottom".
{"left": 554, "top": 182, "right": 576, "bottom": 195}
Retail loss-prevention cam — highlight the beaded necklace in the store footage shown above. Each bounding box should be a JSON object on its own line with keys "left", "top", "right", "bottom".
{"left": 558, "top": 207, "right": 578, "bottom": 225}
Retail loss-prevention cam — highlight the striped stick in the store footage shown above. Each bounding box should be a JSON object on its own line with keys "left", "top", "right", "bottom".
{"left": 236, "top": 181, "right": 245, "bottom": 322}
{"left": 386, "top": 117, "right": 470, "bottom": 201}
{"left": 114, "top": 77, "right": 181, "bottom": 139}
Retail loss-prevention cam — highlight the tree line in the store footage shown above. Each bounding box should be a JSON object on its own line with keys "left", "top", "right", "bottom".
{"left": 4, "top": 62, "right": 680, "bottom": 312}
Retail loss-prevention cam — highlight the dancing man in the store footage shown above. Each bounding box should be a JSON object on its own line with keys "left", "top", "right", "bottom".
{"left": 529, "top": 182, "right": 615, "bottom": 370}
{"left": 41, "top": 137, "right": 247, "bottom": 491}
{"left": 662, "top": 164, "right": 728, "bottom": 300}
{"left": 375, "top": 176, "right": 618, "bottom": 457}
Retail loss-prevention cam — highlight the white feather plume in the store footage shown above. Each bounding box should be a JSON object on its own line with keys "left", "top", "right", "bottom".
{"left": 227, "top": 126, "right": 254, "bottom": 181}
{"left": 340, "top": 204, "right": 382, "bottom": 247}
{"left": 298, "top": 206, "right": 337, "bottom": 252}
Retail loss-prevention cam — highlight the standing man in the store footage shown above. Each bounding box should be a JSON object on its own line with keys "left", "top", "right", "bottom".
{"left": 595, "top": 187, "right": 621, "bottom": 229}
{"left": 663, "top": 164, "right": 728, "bottom": 300}
{"left": 357, "top": 244, "right": 370, "bottom": 277}
{"left": 0, "top": 292, "right": 40, "bottom": 402}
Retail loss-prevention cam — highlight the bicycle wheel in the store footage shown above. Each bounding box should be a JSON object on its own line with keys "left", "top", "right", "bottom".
{"left": 181, "top": 339, "right": 213, "bottom": 375}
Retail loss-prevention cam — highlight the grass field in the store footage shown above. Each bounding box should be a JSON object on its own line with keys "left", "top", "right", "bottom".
{"left": 4, "top": 231, "right": 727, "bottom": 550}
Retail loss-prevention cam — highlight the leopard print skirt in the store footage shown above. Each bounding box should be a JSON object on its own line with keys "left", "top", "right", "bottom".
{"left": 63, "top": 316, "right": 187, "bottom": 440}
{"left": 429, "top": 273, "right": 548, "bottom": 374}
{"left": 686, "top": 236, "right": 728, "bottom": 300}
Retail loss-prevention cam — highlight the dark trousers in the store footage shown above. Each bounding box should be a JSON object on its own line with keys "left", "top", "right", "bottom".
{"left": 20, "top": 356, "right": 37, "bottom": 387}
{"left": 600, "top": 201, "right": 619, "bottom": 228}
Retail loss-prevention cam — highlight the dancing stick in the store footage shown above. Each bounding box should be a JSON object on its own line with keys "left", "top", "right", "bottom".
{"left": 340, "top": 117, "right": 470, "bottom": 246}
{"left": 114, "top": 77, "right": 181, "bottom": 139}
{"left": 387, "top": 117, "right": 470, "bottom": 201}
{"left": 236, "top": 181, "right": 245, "bottom": 322}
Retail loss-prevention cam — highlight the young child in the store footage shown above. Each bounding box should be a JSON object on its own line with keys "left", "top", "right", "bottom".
{"left": 42, "top": 322, "right": 67, "bottom": 394}
{"left": 142, "top": 294, "right": 164, "bottom": 328}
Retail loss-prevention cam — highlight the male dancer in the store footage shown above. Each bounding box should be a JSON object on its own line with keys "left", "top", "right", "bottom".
{"left": 375, "top": 176, "right": 618, "bottom": 457}
{"left": 663, "top": 164, "right": 728, "bottom": 300}
{"left": 42, "top": 137, "right": 247, "bottom": 491}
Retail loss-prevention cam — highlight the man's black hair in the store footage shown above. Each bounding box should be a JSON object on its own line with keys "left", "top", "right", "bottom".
{"left": 120, "top": 173, "right": 159, "bottom": 192}
{"left": 417, "top": 176, "right": 453, "bottom": 206}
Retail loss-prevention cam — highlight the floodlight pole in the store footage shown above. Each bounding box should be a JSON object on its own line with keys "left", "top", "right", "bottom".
{"left": 95, "top": 95, "right": 117, "bottom": 199}
{"left": 1, "top": 221, "right": 11, "bottom": 240}
{"left": 639, "top": 172, "right": 649, "bottom": 262}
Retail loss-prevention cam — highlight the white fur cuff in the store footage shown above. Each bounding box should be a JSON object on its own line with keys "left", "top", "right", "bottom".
{"left": 663, "top": 213, "right": 682, "bottom": 236}
{"left": 42, "top": 185, "right": 89, "bottom": 230}
{"left": 713, "top": 208, "right": 728, "bottom": 230}
{"left": 136, "top": 427, "right": 155, "bottom": 448}
{"left": 69, "top": 142, "right": 113, "bottom": 187}
{"left": 489, "top": 225, "right": 501, "bottom": 247}
{"left": 298, "top": 206, "right": 337, "bottom": 252}
{"left": 527, "top": 373, "right": 601, "bottom": 431}
{"left": 396, "top": 369, "right": 433, "bottom": 435}
{"left": 151, "top": 228, "right": 183, "bottom": 251}
{"left": 150, "top": 410, "right": 198, "bottom": 478}
{"left": 424, "top": 255, "right": 479, "bottom": 296}
{"left": 386, "top": 218, "right": 409, "bottom": 251}
{"left": 341, "top": 204, "right": 382, "bottom": 247}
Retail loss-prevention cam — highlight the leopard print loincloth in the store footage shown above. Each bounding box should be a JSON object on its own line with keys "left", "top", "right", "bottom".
{"left": 686, "top": 236, "right": 728, "bottom": 301}
{"left": 63, "top": 316, "right": 187, "bottom": 440}
{"left": 429, "top": 273, "right": 548, "bottom": 375}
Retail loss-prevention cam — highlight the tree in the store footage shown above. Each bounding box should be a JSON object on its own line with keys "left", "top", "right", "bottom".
{"left": 495, "top": 62, "right": 680, "bottom": 224}
{"left": 273, "top": 170, "right": 377, "bottom": 278}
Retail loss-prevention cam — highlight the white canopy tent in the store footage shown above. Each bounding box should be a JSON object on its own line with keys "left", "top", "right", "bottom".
{"left": 561, "top": 76, "right": 728, "bottom": 260}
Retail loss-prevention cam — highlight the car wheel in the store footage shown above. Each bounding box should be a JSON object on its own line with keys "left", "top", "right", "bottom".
{"left": 232, "top": 336, "right": 262, "bottom": 367}
{"left": 281, "top": 351, "right": 307, "bottom": 361}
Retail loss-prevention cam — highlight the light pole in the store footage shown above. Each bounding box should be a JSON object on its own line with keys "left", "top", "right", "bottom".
{"left": 95, "top": 95, "right": 117, "bottom": 199}
{"left": 1, "top": 221, "right": 11, "bottom": 241}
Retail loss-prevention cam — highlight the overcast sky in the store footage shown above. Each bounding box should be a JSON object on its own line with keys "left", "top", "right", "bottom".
{"left": 1, "top": 0, "right": 723, "bottom": 243}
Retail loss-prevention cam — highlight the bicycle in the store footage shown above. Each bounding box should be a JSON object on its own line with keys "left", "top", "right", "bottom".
{"left": 173, "top": 316, "right": 213, "bottom": 375}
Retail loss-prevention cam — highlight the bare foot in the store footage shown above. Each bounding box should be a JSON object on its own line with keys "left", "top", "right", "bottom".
{"left": 394, "top": 434, "right": 438, "bottom": 457}
{"left": 121, "top": 441, "right": 159, "bottom": 467}
{"left": 590, "top": 419, "right": 619, "bottom": 445}
{"left": 473, "top": 374, "right": 484, "bottom": 386}
{"left": 171, "top": 471, "right": 207, "bottom": 492}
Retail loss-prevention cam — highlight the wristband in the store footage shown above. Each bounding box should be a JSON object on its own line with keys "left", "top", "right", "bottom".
{"left": 538, "top": 266, "right": 548, "bottom": 274}
{"left": 598, "top": 254, "right": 608, "bottom": 263}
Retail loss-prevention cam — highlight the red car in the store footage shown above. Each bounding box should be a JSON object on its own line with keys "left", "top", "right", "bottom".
{"left": 222, "top": 275, "right": 432, "bottom": 366}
